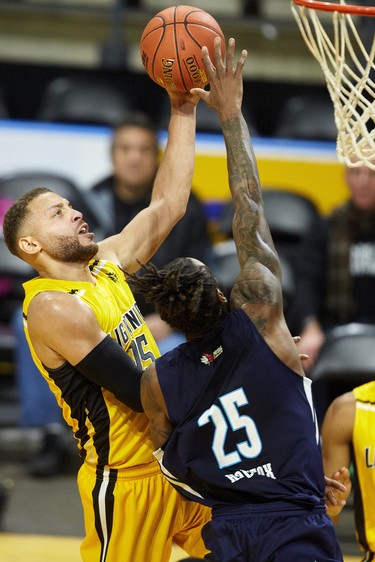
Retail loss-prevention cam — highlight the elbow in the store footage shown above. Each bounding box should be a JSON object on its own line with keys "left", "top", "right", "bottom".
{"left": 168, "top": 201, "right": 186, "bottom": 227}
{"left": 175, "top": 207, "right": 186, "bottom": 222}
{"left": 116, "top": 390, "right": 144, "bottom": 413}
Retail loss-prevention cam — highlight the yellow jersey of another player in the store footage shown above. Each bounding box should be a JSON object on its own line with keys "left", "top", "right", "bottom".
{"left": 353, "top": 380, "right": 375, "bottom": 554}
{"left": 22, "top": 259, "right": 159, "bottom": 469}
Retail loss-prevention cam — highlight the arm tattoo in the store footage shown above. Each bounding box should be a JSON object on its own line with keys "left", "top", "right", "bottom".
{"left": 222, "top": 115, "right": 281, "bottom": 311}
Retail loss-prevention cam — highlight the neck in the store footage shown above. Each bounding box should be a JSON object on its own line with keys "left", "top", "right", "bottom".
{"left": 36, "top": 261, "right": 95, "bottom": 284}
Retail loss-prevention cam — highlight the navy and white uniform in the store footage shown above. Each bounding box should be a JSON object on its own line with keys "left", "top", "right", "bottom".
{"left": 154, "top": 308, "right": 343, "bottom": 562}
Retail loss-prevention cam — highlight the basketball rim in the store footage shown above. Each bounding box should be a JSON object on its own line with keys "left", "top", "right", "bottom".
{"left": 292, "top": 0, "right": 375, "bottom": 16}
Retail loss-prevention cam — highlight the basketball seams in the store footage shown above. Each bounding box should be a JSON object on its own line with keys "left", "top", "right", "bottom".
{"left": 150, "top": 27, "right": 167, "bottom": 86}
{"left": 185, "top": 23, "right": 225, "bottom": 42}
{"left": 141, "top": 15, "right": 166, "bottom": 40}
{"left": 174, "top": 21, "right": 190, "bottom": 92}
{"left": 140, "top": 5, "right": 225, "bottom": 93}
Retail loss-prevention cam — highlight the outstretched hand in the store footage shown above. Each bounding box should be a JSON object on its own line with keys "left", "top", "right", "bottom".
{"left": 191, "top": 37, "right": 247, "bottom": 121}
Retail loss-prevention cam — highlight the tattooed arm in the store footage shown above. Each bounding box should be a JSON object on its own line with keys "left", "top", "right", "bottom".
{"left": 192, "top": 38, "right": 303, "bottom": 374}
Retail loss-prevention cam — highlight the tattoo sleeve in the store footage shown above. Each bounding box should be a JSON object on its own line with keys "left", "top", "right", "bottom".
{"left": 222, "top": 114, "right": 282, "bottom": 316}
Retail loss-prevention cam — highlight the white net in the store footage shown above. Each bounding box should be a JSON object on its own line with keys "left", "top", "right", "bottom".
{"left": 291, "top": 0, "right": 375, "bottom": 169}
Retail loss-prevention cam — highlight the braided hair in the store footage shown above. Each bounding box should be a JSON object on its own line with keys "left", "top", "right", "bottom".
{"left": 127, "top": 257, "right": 228, "bottom": 338}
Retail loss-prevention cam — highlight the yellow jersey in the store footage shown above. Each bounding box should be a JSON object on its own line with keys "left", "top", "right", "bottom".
{"left": 23, "top": 259, "right": 159, "bottom": 470}
{"left": 353, "top": 380, "right": 375, "bottom": 554}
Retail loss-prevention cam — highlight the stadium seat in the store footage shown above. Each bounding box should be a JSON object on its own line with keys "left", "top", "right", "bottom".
{"left": 36, "top": 76, "right": 133, "bottom": 127}
{"left": 310, "top": 323, "right": 375, "bottom": 425}
{"left": 157, "top": 96, "right": 259, "bottom": 136}
{"left": 311, "top": 323, "right": 375, "bottom": 384}
{"left": 273, "top": 93, "right": 337, "bottom": 141}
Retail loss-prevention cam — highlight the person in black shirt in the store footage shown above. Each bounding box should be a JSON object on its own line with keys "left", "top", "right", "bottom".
{"left": 294, "top": 162, "right": 375, "bottom": 373}
{"left": 292, "top": 161, "right": 375, "bottom": 424}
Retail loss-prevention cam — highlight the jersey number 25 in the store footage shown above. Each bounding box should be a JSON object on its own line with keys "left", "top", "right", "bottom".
{"left": 197, "top": 387, "right": 262, "bottom": 469}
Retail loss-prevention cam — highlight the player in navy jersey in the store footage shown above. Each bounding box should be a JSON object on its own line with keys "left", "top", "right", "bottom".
{"left": 127, "top": 38, "right": 344, "bottom": 562}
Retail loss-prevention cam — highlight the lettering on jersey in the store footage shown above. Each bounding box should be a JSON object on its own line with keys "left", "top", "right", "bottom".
{"left": 200, "top": 345, "right": 223, "bottom": 366}
{"left": 225, "top": 462, "right": 276, "bottom": 483}
{"left": 89, "top": 259, "right": 100, "bottom": 271}
{"left": 67, "top": 288, "right": 87, "bottom": 299}
{"left": 365, "top": 446, "right": 375, "bottom": 468}
{"left": 106, "top": 271, "right": 118, "bottom": 283}
{"left": 114, "top": 302, "right": 144, "bottom": 347}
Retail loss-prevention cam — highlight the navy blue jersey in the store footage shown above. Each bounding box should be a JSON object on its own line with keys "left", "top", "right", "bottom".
{"left": 154, "top": 308, "right": 325, "bottom": 511}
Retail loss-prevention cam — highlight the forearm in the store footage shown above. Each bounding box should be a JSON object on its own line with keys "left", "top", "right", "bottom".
{"left": 151, "top": 99, "right": 197, "bottom": 220}
{"left": 99, "top": 98, "right": 197, "bottom": 271}
{"left": 222, "top": 114, "right": 275, "bottom": 266}
{"left": 76, "top": 335, "right": 143, "bottom": 411}
{"left": 222, "top": 113, "right": 261, "bottom": 205}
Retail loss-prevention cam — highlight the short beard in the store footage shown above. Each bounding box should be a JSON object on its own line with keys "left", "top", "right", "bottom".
{"left": 49, "top": 235, "right": 99, "bottom": 263}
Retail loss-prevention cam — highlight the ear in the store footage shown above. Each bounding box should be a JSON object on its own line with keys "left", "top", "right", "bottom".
{"left": 217, "top": 289, "right": 227, "bottom": 303}
{"left": 18, "top": 236, "right": 41, "bottom": 256}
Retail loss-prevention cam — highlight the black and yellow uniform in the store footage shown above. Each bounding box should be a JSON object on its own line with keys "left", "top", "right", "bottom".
{"left": 23, "top": 260, "right": 211, "bottom": 562}
{"left": 353, "top": 381, "right": 375, "bottom": 560}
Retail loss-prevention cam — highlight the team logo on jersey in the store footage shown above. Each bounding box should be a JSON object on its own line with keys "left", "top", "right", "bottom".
{"left": 200, "top": 345, "right": 223, "bottom": 366}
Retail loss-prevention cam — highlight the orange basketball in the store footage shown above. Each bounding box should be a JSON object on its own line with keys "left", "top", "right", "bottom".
{"left": 140, "top": 5, "right": 226, "bottom": 93}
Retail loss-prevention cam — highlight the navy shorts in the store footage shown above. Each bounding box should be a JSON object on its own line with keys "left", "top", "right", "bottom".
{"left": 202, "top": 505, "right": 343, "bottom": 562}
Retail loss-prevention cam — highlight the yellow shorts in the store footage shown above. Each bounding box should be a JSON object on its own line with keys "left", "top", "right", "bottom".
{"left": 77, "top": 460, "right": 211, "bottom": 562}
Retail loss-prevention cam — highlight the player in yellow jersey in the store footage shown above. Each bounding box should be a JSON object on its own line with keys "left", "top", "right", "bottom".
{"left": 322, "top": 380, "right": 375, "bottom": 561}
{"left": 2, "top": 89, "right": 211, "bottom": 562}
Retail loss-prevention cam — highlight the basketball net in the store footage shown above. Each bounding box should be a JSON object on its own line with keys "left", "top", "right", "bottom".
{"left": 291, "top": 0, "right": 375, "bottom": 170}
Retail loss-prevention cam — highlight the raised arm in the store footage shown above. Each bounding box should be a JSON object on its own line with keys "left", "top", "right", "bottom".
{"left": 97, "top": 93, "right": 198, "bottom": 273}
{"left": 192, "top": 39, "right": 282, "bottom": 324}
{"left": 192, "top": 39, "right": 299, "bottom": 375}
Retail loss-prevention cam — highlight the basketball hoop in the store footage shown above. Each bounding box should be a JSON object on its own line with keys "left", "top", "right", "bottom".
{"left": 291, "top": 0, "right": 375, "bottom": 170}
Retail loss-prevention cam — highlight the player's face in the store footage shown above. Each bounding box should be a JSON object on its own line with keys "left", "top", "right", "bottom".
{"left": 112, "top": 126, "right": 158, "bottom": 196}
{"left": 346, "top": 164, "right": 375, "bottom": 211}
{"left": 27, "top": 192, "right": 98, "bottom": 263}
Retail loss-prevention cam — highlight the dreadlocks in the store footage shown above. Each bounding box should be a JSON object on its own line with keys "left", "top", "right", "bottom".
{"left": 127, "top": 257, "right": 227, "bottom": 338}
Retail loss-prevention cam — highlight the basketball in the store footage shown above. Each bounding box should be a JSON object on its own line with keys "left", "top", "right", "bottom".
{"left": 140, "top": 5, "right": 226, "bottom": 93}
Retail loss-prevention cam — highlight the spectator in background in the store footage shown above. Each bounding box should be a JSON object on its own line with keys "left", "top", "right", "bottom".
{"left": 89, "top": 111, "right": 214, "bottom": 352}
{"left": 293, "top": 162, "right": 375, "bottom": 421}
{"left": 294, "top": 162, "right": 375, "bottom": 370}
